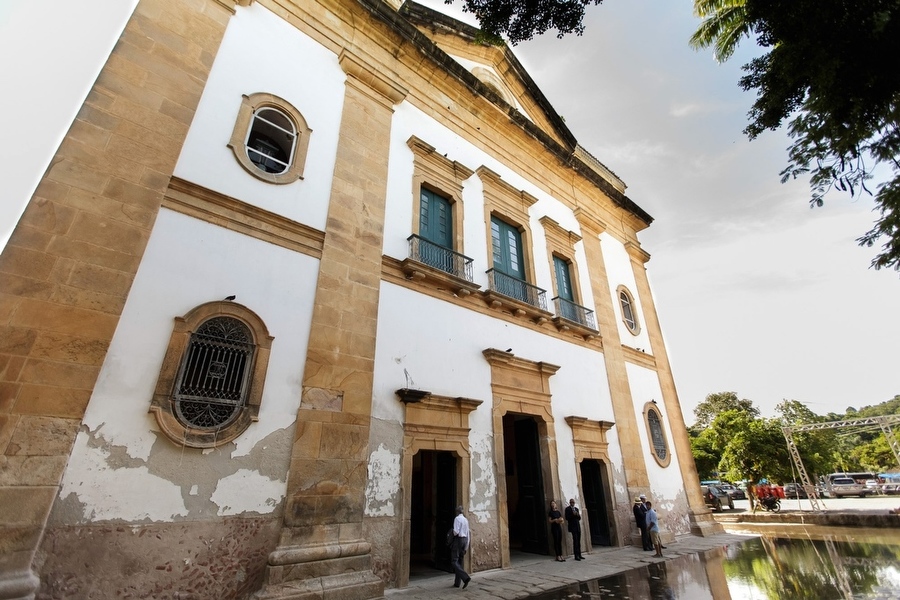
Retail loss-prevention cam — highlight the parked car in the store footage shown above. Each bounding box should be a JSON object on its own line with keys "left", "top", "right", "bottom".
{"left": 783, "top": 482, "right": 809, "bottom": 499}
{"left": 864, "top": 479, "right": 882, "bottom": 494}
{"left": 701, "top": 485, "right": 734, "bottom": 511}
{"left": 718, "top": 483, "right": 746, "bottom": 500}
{"left": 828, "top": 477, "right": 866, "bottom": 498}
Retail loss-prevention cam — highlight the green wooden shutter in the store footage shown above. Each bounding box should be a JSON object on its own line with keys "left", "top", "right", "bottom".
{"left": 419, "top": 188, "right": 452, "bottom": 248}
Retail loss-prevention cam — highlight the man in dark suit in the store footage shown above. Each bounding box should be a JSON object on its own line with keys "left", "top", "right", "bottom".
{"left": 633, "top": 496, "right": 652, "bottom": 550}
{"left": 564, "top": 498, "right": 584, "bottom": 560}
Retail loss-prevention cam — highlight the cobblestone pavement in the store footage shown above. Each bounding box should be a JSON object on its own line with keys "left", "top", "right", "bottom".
{"left": 385, "top": 533, "right": 752, "bottom": 600}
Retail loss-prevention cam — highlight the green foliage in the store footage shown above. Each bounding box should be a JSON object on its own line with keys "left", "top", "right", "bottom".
{"left": 740, "top": 0, "right": 900, "bottom": 271}
{"left": 445, "top": 0, "right": 604, "bottom": 44}
{"left": 689, "top": 0, "right": 751, "bottom": 63}
{"left": 690, "top": 430, "right": 721, "bottom": 479}
{"left": 691, "top": 0, "right": 900, "bottom": 270}
{"left": 692, "top": 391, "right": 759, "bottom": 430}
{"left": 718, "top": 416, "right": 792, "bottom": 484}
{"left": 776, "top": 399, "right": 838, "bottom": 476}
{"left": 688, "top": 393, "right": 900, "bottom": 489}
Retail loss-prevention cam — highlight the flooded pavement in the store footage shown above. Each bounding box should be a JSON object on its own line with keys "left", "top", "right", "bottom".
{"left": 387, "top": 528, "right": 900, "bottom": 600}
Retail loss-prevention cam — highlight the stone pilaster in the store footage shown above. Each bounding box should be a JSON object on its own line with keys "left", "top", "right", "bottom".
{"left": 573, "top": 209, "right": 651, "bottom": 542}
{"left": 252, "top": 50, "right": 407, "bottom": 600}
{"left": 0, "top": 1, "right": 235, "bottom": 598}
{"left": 625, "top": 242, "right": 722, "bottom": 536}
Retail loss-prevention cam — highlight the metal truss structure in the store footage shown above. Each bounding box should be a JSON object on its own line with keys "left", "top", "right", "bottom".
{"left": 782, "top": 414, "right": 900, "bottom": 512}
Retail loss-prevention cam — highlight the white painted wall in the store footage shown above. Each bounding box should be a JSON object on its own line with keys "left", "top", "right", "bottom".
{"left": 599, "top": 232, "right": 652, "bottom": 351}
{"left": 173, "top": 3, "right": 346, "bottom": 231}
{"left": 57, "top": 208, "right": 319, "bottom": 522}
{"left": 625, "top": 363, "right": 686, "bottom": 510}
{"left": 370, "top": 281, "right": 619, "bottom": 515}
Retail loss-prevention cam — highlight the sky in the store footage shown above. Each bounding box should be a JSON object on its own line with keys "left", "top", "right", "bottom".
{"left": 415, "top": 0, "right": 900, "bottom": 422}
{"left": 2, "top": 0, "right": 897, "bottom": 424}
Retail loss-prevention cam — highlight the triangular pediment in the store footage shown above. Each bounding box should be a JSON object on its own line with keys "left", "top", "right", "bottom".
{"left": 400, "top": 1, "right": 576, "bottom": 150}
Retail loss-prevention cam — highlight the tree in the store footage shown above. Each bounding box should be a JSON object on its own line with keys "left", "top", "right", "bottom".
{"left": 445, "top": 0, "right": 603, "bottom": 44}
{"left": 718, "top": 416, "right": 792, "bottom": 487}
{"left": 692, "top": 391, "right": 759, "bottom": 430}
{"left": 690, "top": 429, "right": 722, "bottom": 479}
{"left": 692, "top": 0, "right": 900, "bottom": 270}
{"left": 775, "top": 399, "right": 838, "bottom": 477}
{"left": 688, "top": 0, "right": 751, "bottom": 63}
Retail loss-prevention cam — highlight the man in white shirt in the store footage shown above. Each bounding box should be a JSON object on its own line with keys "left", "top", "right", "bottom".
{"left": 451, "top": 505, "right": 471, "bottom": 588}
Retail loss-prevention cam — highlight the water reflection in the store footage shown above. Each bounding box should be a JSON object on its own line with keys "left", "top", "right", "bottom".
{"left": 526, "top": 531, "right": 900, "bottom": 599}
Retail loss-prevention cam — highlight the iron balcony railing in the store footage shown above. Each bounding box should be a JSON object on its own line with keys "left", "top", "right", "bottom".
{"left": 407, "top": 234, "right": 474, "bottom": 282}
{"left": 486, "top": 268, "right": 547, "bottom": 311}
{"left": 552, "top": 297, "right": 597, "bottom": 329}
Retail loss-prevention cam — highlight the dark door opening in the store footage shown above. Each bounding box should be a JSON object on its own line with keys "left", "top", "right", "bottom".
{"left": 580, "top": 459, "right": 612, "bottom": 546}
{"left": 410, "top": 450, "right": 457, "bottom": 575}
{"left": 503, "top": 414, "right": 548, "bottom": 555}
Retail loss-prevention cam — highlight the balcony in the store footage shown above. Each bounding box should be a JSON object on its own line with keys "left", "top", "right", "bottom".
{"left": 552, "top": 297, "right": 600, "bottom": 340}
{"left": 485, "top": 269, "right": 553, "bottom": 323}
{"left": 400, "top": 235, "right": 481, "bottom": 296}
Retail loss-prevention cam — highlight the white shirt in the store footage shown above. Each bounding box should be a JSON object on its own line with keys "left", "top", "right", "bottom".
{"left": 454, "top": 513, "right": 470, "bottom": 540}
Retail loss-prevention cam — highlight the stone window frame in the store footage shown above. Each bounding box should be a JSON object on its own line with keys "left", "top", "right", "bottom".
{"left": 540, "top": 216, "right": 584, "bottom": 305}
{"left": 150, "top": 301, "right": 274, "bottom": 448}
{"left": 228, "top": 92, "right": 312, "bottom": 185}
{"left": 643, "top": 402, "right": 671, "bottom": 468}
{"left": 478, "top": 166, "right": 539, "bottom": 285}
{"left": 617, "top": 284, "right": 641, "bottom": 335}
{"left": 407, "top": 135, "right": 473, "bottom": 253}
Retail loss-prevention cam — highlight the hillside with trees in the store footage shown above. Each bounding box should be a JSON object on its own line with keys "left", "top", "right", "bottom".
{"left": 688, "top": 392, "right": 900, "bottom": 487}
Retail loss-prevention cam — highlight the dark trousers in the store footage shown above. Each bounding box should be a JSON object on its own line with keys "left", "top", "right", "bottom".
{"left": 450, "top": 537, "right": 469, "bottom": 586}
{"left": 551, "top": 524, "right": 563, "bottom": 557}
{"left": 569, "top": 527, "right": 583, "bottom": 558}
{"left": 638, "top": 524, "right": 651, "bottom": 550}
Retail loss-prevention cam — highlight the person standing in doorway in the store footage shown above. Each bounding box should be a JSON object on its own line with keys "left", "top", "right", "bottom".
{"left": 645, "top": 501, "right": 663, "bottom": 557}
{"left": 633, "top": 496, "right": 652, "bottom": 551}
{"left": 450, "top": 505, "right": 471, "bottom": 588}
{"left": 564, "top": 498, "right": 584, "bottom": 560}
{"left": 548, "top": 500, "right": 565, "bottom": 562}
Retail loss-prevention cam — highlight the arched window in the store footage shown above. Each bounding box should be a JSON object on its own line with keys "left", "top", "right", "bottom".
{"left": 150, "top": 301, "right": 273, "bottom": 448}
{"left": 245, "top": 107, "right": 296, "bottom": 175}
{"left": 228, "top": 92, "right": 311, "bottom": 184}
{"left": 644, "top": 402, "right": 671, "bottom": 467}
{"left": 173, "top": 317, "right": 254, "bottom": 430}
{"left": 617, "top": 285, "right": 640, "bottom": 335}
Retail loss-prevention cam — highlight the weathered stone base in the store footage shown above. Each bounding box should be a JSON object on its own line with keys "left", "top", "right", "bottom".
{"left": 34, "top": 517, "right": 281, "bottom": 600}
{"left": 0, "top": 570, "right": 39, "bottom": 600}
{"left": 688, "top": 509, "right": 725, "bottom": 537}
{"left": 252, "top": 541, "right": 384, "bottom": 600}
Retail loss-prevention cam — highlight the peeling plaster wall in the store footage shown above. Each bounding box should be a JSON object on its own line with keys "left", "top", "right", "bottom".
{"left": 42, "top": 208, "right": 317, "bottom": 595}
{"left": 364, "top": 418, "right": 405, "bottom": 584}
{"left": 52, "top": 210, "right": 314, "bottom": 526}
{"left": 625, "top": 362, "right": 691, "bottom": 535}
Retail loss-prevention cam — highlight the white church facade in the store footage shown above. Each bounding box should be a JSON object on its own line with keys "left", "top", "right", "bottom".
{"left": 0, "top": 1, "right": 718, "bottom": 598}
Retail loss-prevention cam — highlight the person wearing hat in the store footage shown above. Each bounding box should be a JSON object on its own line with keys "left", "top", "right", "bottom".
{"left": 633, "top": 496, "right": 652, "bottom": 551}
